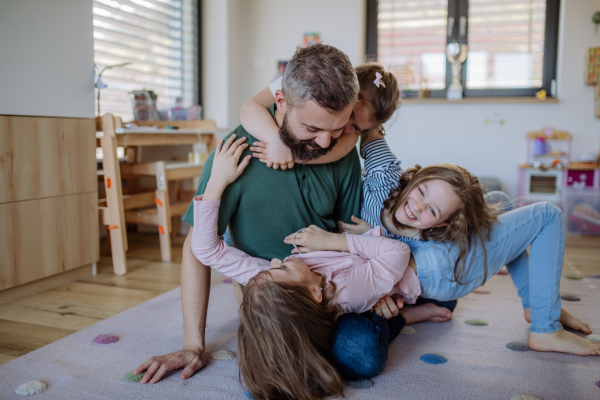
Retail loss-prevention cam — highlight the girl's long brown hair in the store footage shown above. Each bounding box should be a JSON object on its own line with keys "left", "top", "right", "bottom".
{"left": 238, "top": 274, "right": 344, "bottom": 400}
{"left": 383, "top": 164, "right": 499, "bottom": 284}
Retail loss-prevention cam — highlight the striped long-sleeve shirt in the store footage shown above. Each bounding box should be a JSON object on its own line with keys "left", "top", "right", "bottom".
{"left": 360, "top": 138, "right": 403, "bottom": 231}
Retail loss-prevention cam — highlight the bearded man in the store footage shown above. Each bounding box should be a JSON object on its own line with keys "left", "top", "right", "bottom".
{"left": 135, "top": 43, "right": 362, "bottom": 383}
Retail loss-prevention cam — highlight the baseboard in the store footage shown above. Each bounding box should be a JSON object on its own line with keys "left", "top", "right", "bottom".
{"left": 0, "top": 263, "right": 94, "bottom": 305}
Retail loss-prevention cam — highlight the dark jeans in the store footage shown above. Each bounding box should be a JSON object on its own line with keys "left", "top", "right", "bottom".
{"left": 329, "top": 298, "right": 457, "bottom": 380}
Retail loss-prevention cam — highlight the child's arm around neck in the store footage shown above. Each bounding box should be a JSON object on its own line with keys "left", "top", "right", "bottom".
{"left": 241, "top": 86, "right": 294, "bottom": 169}
{"left": 241, "top": 83, "right": 360, "bottom": 168}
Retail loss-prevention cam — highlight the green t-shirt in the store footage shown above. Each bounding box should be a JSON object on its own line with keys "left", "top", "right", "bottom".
{"left": 182, "top": 104, "right": 362, "bottom": 260}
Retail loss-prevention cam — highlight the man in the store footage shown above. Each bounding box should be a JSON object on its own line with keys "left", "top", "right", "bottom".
{"left": 134, "top": 43, "right": 363, "bottom": 383}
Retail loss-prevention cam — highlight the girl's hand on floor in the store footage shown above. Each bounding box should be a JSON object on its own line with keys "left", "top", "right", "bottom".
{"left": 250, "top": 140, "right": 295, "bottom": 170}
{"left": 284, "top": 225, "right": 346, "bottom": 253}
{"left": 371, "top": 295, "right": 404, "bottom": 319}
{"left": 337, "top": 216, "right": 373, "bottom": 235}
{"left": 133, "top": 344, "right": 207, "bottom": 384}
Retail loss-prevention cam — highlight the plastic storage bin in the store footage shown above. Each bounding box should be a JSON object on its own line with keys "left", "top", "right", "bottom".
{"left": 562, "top": 189, "right": 600, "bottom": 235}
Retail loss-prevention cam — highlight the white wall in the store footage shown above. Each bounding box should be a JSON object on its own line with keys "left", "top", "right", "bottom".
{"left": 206, "top": 0, "right": 366, "bottom": 130}
{"left": 0, "top": 0, "right": 95, "bottom": 118}
{"left": 217, "top": 0, "right": 600, "bottom": 197}
{"left": 201, "top": 0, "right": 230, "bottom": 129}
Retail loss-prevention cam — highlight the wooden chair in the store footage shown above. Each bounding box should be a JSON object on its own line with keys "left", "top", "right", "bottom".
{"left": 97, "top": 114, "right": 216, "bottom": 275}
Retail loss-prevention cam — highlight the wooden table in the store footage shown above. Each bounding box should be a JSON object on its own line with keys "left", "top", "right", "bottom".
{"left": 97, "top": 115, "right": 217, "bottom": 274}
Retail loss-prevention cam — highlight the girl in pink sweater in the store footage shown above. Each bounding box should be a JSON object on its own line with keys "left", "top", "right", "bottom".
{"left": 191, "top": 147, "right": 420, "bottom": 314}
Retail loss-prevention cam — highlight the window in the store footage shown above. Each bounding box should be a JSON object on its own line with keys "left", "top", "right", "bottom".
{"left": 93, "top": 0, "right": 198, "bottom": 120}
{"left": 367, "top": 0, "right": 560, "bottom": 98}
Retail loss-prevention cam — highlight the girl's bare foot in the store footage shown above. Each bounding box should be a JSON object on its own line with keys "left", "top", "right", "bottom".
{"left": 399, "top": 303, "right": 452, "bottom": 324}
{"left": 558, "top": 309, "right": 592, "bottom": 334}
{"left": 523, "top": 308, "right": 592, "bottom": 334}
{"left": 528, "top": 329, "right": 600, "bottom": 355}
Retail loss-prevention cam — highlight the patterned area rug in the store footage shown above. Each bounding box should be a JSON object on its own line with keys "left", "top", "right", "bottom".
{"left": 1, "top": 274, "right": 599, "bottom": 399}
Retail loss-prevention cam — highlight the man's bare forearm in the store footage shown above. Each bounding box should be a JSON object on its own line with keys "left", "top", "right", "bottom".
{"left": 181, "top": 227, "right": 210, "bottom": 349}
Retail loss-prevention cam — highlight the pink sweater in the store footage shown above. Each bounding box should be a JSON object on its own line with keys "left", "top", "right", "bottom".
{"left": 191, "top": 197, "right": 421, "bottom": 313}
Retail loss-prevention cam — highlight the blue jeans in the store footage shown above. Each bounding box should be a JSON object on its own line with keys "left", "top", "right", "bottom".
{"left": 408, "top": 197, "right": 564, "bottom": 334}
{"left": 329, "top": 298, "right": 457, "bottom": 380}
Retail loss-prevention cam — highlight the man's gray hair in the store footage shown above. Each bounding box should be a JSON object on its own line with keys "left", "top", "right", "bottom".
{"left": 282, "top": 43, "right": 359, "bottom": 112}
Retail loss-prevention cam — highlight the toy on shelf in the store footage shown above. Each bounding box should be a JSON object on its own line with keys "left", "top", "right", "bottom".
{"left": 525, "top": 127, "right": 571, "bottom": 168}
{"left": 518, "top": 127, "right": 572, "bottom": 206}
{"left": 519, "top": 128, "right": 600, "bottom": 209}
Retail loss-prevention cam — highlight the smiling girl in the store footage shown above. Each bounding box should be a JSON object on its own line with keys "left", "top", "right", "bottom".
{"left": 321, "top": 130, "right": 600, "bottom": 373}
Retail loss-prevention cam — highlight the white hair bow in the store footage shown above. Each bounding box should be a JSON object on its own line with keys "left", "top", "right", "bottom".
{"left": 373, "top": 72, "right": 386, "bottom": 88}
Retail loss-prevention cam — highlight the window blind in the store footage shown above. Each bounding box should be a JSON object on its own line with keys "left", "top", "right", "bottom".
{"left": 93, "top": 0, "right": 197, "bottom": 121}
{"left": 377, "top": 0, "right": 449, "bottom": 91}
{"left": 467, "top": 0, "right": 546, "bottom": 89}
{"left": 377, "top": 0, "right": 549, "bottom": 92}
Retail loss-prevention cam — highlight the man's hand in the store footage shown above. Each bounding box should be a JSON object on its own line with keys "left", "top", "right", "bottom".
{"left": 371, "top": 295, "right": 404, "bottom": 319}
{"left": 133, "top": 344, "right": 207, "bottom": 384}
{"left": 337, "top": 215, "right": 373, "bottom": 235}
{"left": 250, "top": 141, "right": 295, "bottom": 170}
{"left": 283, "top": 225, "right": 348, "bottom": 253}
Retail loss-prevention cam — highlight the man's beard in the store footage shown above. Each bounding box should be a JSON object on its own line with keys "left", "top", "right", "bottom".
{"left": 279, "top": 113, "right": 338, "bottom": 163}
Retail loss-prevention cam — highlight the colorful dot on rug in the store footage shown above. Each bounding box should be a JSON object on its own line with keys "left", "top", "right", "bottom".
{"left": 586, "top": 334, "right": 600, "bottom": 343}
{"left": 473, "top": 288, "right": 490, "bottom": 294}
{"left": 123, "top": 371, "right": 145, "bottom": 382}
{"left": 400, "top": 326, "right": 417, "bottom": 335}
{"left": 420, "top": 354, "right": 447, "bottom": 364}
{"left": 564, "top": 274, "right": 583, "bottom": 280}
{"left": 506, "top": 342, "right": 530, "bottom": 352}
{"left": 93, "top": 334, "right": 119, "bottom": 344}
{"left": 595, "top": 380, "right": 600, "bottom": 388}
{"left": 15, "top": 381, "right": 47, "bottom": 396}
{"left": 560, "top": 294, "right": 581, "bottom": 302}
{"left": 465, "top": 319, "right": 488, "bottom": 326}
{"left": 244, "top": 390, "right": 252, "bottom": 399}
{"left": 223, "top": 278, "right": 232, "bottom": 284}
{"left": 210, "top": 350, "right": 235, "bottom": 360}
{"left": 347, "top": 379, "right": 374, "bottom": 389}
{"left": 511, "top": 395, "right": 541, "bottom": 400}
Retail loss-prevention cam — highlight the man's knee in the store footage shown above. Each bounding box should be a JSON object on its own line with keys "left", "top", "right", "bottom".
{"left": 329, "top": 313, "right": 387, "bottom": 380}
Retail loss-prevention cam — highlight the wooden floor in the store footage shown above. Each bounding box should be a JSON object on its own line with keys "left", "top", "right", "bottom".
{"left": 0, "top": 233, "right": 599, "bottom": 366}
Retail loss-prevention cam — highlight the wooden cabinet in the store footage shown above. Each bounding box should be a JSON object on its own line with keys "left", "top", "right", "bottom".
{"left": 0, "top": 115, "right": 98, "bottom": 291}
